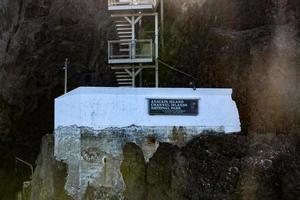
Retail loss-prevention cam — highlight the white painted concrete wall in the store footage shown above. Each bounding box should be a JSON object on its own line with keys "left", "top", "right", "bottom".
{"left": 55, "top": 87, "right": 241, "bottom": 133}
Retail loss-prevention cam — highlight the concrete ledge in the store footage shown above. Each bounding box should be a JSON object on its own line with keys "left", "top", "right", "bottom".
{"left": 55, "top": 87, "right": 241, "bottom": 133}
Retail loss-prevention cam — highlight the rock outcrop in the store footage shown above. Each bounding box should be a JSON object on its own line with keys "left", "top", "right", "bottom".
{"left": 29, "top": 134, "right": 71, "bottom": 200}
{"left": 29, "top": 132, "right": 300, "bottom": 200}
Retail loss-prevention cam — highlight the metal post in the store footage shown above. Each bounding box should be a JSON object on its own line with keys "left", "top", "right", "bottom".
{"left": 155, "top": 60, "right": 159, "bottom": 87}
{"left": 155, "top": 13, "right": 159, "bottom": 59}
{"left": 64, "top": 58, "right": 68, "bottom": 94}
{"left": 139, "top": 69, "right": 143, "bottom": 87}
{"left": 155, "top": 13, "right": 159, "bottom": 88}
{"left": 132, "top": 67, "right": 135, "bottom": 87}
{"left": 160, "top": 0, "right": 164, "bottom": 48}
{"left": 131, "top": 16, "right": 136, "bottom": 59}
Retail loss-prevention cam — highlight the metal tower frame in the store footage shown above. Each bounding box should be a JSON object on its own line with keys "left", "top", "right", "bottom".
{"left": 107, "top": 0, "right": 160, "bottom": 87}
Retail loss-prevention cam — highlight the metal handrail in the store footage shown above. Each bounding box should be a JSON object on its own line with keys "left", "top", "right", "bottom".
{"left": 108, "top": 39, "right": 152, "bottom": 43}
{"left": 108, "top": 39, "right": 153, "bottom": 60}
{"left": 16, "top": 157, "right": 34, "bottom": 180}
{"left": 108, "top": 0, "right": 157, "bottom": 6}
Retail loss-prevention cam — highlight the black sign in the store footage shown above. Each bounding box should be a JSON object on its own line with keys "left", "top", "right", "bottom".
{"left": 148, "top": 99, "right": 199, "bottom": 116}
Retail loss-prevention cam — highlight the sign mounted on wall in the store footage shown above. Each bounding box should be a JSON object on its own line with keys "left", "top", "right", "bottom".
{"left": 148, "top": 99, "right": 199, "bottom": 116}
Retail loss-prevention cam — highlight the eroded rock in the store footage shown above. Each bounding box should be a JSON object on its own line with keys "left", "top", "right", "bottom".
{"left": 30, "top": 134, "right": 72, "bottom": 200}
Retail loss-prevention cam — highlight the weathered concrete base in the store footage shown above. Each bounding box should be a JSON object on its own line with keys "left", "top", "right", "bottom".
{"left": 54, "top": 125, "right": 227, "bottom": 199}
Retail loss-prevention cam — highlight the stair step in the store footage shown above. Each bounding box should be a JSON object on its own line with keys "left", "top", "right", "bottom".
{"left": 117, "top": 28, "right": 132, "bottom": 31}
{"left": 118, "top": 34, "right": 132, "bottom": 37}
{"left": 118, "top": 32, "right": 132, "bottom": 35}
{"left": 118, "top": 82, "right": 133, "bottom": 85}
{"left": 116, "top": 75, "right": 131, "bottom": 78}
{"left": 115, "top": 23, "right": 130, "bottom": 27}
{"left": 120, "top": 49, "right": 130, "bottom": 52}
{"left": 119, "top": 35, "right": 132, "bottom": 38}
{"left": 116, "top": 24, "right": 131, "bottom": 27}
{"left": 117, "top": 78, "right": 132, "bottom": 81}
{"left": 120, "top": 39, "right": 132, "bottom": 42}
{"left": 115, "top": 20, "right": 128, "bottom": 23}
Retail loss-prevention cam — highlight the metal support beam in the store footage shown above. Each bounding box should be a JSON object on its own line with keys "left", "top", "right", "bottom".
{"left": 124, "top": 68, "right": 132, "bottom": 76}
{"left": 124, "top": 16, "right": 131, "bottom": 24}
{"left": 64, "top": 58, "right": 68, "bottom": 94}
{"left": 111, "top": 13, "right": 156, "bottom": 18}
{"left": 161, "top": 0, "right": 164, "bottom": 48}
{"left": 155, "top": 59, "right": 159, "bottom": 87}
{"left": 155, "top": 12, "right": 159, "bottom": 88}
{"left": 134, "top": 15, "right": 143, "bottom": 24}
{"left": 131, "top": 16, "right": 136, "bottom": 59}
{"left": 132, "top": 67, "right": 135, "bottom": 87}
{"left": 135, "top": 68, "right": 143, "bottom": 77}
{"left": 155, "top": 13, "right": 159, "bottom": 59}
{"left": 139, "top": 69, "right": 143, "bottom": 87}
{"left": 111, "top": 65, "right": 156, "bottom": 70}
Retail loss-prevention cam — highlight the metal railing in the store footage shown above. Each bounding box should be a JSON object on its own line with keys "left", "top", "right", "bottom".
{"left": 16, "top": 157, "right": 34, "bottom": 180}
{"left": 108, "top": 39, "right": 153, "bottom": 61}
{"left": 108, "top": 0, "right": 157, "bottom": 7}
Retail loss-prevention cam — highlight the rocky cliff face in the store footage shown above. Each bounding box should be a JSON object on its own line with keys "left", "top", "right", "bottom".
{"left": 29, "top": 134, "right": 71, "bottom": 200}
{"left": 160, "top": 0, "right": 300, "bottom": 133}
{"left": 0, "top": 0, "right": 115, "bottom": 197}
{"left": 0, "top": 0, "right": 115, "bottom": 160}
{"left": 1, "top": 0, "right": 300, "bottom": 199}
{"left": 30, "top": 132, "right": 300, "bottom": 200}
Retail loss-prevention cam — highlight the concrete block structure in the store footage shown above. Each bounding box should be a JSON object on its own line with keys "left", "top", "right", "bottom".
{"left": 54, "top": 87, "right": 241, "bottom": 199}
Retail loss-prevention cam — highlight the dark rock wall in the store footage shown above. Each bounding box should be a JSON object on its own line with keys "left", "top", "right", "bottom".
{"left": 0, "top": 0, "right": 114, "bottom": 162}
{"left": 1, "top": 0, "right": 300, "bottom": 199}
{"left": 0, "top": 0, "right": 115, "bottom": 197}
{"left": 160, "top": 0, "right": 300, "bottom": 133}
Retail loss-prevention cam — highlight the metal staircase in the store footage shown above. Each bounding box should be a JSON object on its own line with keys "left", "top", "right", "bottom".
{"left": 107, "top": 0, "right": 159, "bottom": 87}
{"left": 115, "top": 70, "right": 133, "bottom": 87}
